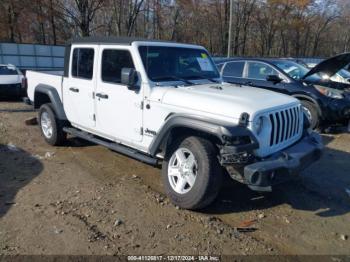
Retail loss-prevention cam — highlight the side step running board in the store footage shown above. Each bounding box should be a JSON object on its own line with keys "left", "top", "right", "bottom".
{"left": 63, "top": 127, "right": 158, "bottom": 166}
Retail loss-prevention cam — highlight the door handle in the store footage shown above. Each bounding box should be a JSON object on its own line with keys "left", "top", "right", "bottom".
{"left": 69, "top": 87, "right": 79, "bottom": 93}
{"left": 96, "top": 93, "right": 109, "bottom": 99}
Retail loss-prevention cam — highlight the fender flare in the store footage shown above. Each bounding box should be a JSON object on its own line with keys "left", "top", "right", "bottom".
{"left": 34, "top": 84, "right": 68, "bottom": 120}
{"left": 292, "top": 94, "right": 323, "bottom": 117}
{"left": 148, "top": 114, "right": 258, "bottom": 156}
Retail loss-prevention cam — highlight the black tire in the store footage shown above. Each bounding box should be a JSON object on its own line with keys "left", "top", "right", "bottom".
{"left": 38, "top": 103, "right": 67, "bottom": 146}
{"left": 301, "top": 100, "right": 319, "bottom": 130}
{"left": 162, "top": 136, "right": 223, "bottom": 210}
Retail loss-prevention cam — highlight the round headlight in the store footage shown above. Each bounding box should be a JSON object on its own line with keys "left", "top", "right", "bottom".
{"left": 254, "top": 116, "right": 264, "bottom": 135}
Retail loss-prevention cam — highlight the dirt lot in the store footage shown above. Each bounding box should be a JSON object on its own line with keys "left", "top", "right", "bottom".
{"left": 1, "top": 100, "right": 350, "bottom": 255}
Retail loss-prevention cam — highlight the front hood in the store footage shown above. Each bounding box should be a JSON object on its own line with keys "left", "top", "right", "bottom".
{"left": 150, "top": 83, "right": 299, "bottom": 121}
{"left": 302, "top": 52, "right": 350, "bottom": 80}
{"left": 0, "top": 75, "right": 22, "bottom": 84}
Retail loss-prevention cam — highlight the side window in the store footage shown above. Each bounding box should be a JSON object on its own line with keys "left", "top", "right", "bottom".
{"left": 71, "top": 48, "right": 94, "bottom": 79}
{"left": 101, "top": 49, "right": 135, "bottom": 84}
{"left": 247, "top": 62, "right": 278, "bottom": 80}
{"left": 223, "top": 61, "right": 245, "bottom": 77}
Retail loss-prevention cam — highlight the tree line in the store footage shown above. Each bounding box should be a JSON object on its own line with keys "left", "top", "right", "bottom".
{"left": 0, "top": 0, "right": 349, "bottom": 58}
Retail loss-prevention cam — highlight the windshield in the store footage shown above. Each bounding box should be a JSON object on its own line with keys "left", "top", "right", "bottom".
{"left": 0, "top": 65, "right": 19, "bottom": 75}
{"left": 271, "top": 60, "right": 322, "bottom": 82}
{"left": 139, "top": 46, "right": 220, "bottom": 82}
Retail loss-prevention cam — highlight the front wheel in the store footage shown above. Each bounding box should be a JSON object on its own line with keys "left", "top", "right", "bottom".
{"left": 301, "top": 100, "right": 319, "bottom": 130}
{"left": 39, "top": 103, "right": 67, "bottom": 146}
{"left": 162, "top": 136, "right": 223, "bottom": 210}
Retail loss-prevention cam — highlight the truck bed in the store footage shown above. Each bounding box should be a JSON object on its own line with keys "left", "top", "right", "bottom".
{"left": 26, "top": 70, "right": 64, "bottom": 102}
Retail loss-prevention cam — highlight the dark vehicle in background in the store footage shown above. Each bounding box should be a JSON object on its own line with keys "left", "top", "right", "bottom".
{"left": 0, "top": 64, "right": 26, "bottom": 98}
{"left": 216, "top": 53, "right": 350, "bottom": 131}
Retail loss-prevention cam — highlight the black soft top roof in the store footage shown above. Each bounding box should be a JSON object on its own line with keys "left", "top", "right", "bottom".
{"left": 69, "top": 36, "right": 178, "bottom": 45}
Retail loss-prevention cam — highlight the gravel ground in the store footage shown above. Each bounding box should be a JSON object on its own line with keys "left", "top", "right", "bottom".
{"left": 0, "top": 101, "right": 350, "bottom": 255}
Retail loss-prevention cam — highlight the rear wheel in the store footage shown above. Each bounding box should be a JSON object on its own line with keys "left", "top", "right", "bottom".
{"left": 39, "top": 103, "right": 67, "bottom": 146}
{"left": 162, "top": 136, "right": 223, "bottom": 210}
{"left": 301, "top": 100, "right": 319, "bottom": 130}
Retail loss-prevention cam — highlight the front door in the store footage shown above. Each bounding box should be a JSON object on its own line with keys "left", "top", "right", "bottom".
{"left": 94, "top": 46, "right": 143, "bottom": 143}
{"left": 62, "top": 46, "right": 97, "bottom": 129}
{"left": 245, "top": 61, "right": 286, "bottom": 93}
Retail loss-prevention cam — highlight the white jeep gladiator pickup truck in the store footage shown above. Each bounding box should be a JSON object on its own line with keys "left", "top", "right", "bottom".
{"left": 25, "top": 37, "right": 323, "bottom": 209}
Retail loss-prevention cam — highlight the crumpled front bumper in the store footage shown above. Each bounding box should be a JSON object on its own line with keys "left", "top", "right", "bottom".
{"left": 243, "top": 131, "right": 323, "bottom": 191}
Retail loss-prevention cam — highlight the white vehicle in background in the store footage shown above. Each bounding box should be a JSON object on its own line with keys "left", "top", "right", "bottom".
{"left": 0, "top": 64, "right": 26, "bottom": 98}
{"left": 25, "top": 37, "right": 323, "bottom": 210}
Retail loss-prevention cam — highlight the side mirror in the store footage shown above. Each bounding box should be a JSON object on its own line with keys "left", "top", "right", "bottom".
{"left": 266, "top": 75, "right": 282, "bottom": 83}
{"left": 121, "top": 68, "right": 139, "bottom": 90}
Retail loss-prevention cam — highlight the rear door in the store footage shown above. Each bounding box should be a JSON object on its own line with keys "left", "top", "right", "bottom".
{"left": 245, "top": 61, "right": 286, "bottom": 92}
{"left": 222, "top": 61, "right": 246, "bottom": 85}
{"left": 94, "top": 46, "right": 143, "bottom": 143}
{"left": 62, "top": 46, "right": 97, "bottom": 129}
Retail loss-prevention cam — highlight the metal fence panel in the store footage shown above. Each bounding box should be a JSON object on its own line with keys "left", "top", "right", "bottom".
{"left": 0, "top": 42, "right": 65, "bottom": 71}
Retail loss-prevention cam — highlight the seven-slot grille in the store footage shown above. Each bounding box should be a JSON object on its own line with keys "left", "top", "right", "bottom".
{"left": 269, "top": 105, "right": 302, "bottom": 147}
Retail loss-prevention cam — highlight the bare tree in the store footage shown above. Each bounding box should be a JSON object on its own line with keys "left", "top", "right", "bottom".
{"left": 0, "top": 0, "right": 349, "bottom": 59}
{"left": 56, "top": 0, "right": 104, "bottom": 36}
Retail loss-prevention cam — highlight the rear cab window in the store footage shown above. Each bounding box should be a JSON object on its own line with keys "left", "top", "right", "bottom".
{"left": 223, "top": 61, "right": 245, "bottom": 78}
{"left": 71, "top": 48, "right": 94, "bottom": 79}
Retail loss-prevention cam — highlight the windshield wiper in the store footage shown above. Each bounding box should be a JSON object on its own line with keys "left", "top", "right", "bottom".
{"left": 152, "top": 76, "right": 194, "bottom": 85}
{"left": 207, "top": 78, "right": 221, "bottom": 83}
{"left": 184, "top": 75, "right": 221, "bottom": 83}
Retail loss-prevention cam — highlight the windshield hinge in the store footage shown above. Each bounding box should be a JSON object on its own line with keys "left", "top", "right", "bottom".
{"left": 140, "top": 101, "right": 144, "bottom": 110}
{"left": 140, "top": 127, "right": 143, "bottom": 135}
{"left": 93, "top": 114, "right": 96, "bottom": 121}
